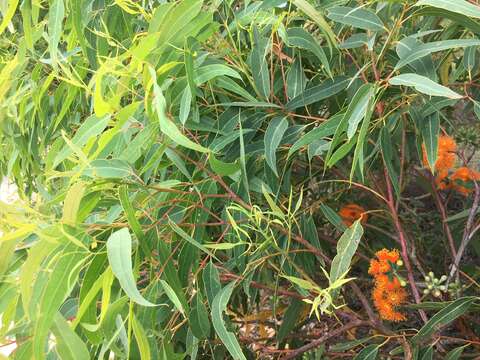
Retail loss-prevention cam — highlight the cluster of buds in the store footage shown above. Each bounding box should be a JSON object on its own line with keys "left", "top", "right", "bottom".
{"left": 422, "top": 272, "right": 447, "bottom": 298}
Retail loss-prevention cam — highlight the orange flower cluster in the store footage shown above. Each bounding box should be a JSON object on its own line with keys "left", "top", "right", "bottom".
{"left": 369, "top": 249, "right": 407, "bottom": 322}
{"left": 338, "top": 204, "right": 368, "bottom": 227}
{"left": 423, "top": 135, "right": 479, "bottom": 195}
{"left": 450, "top": 167, "right": 480, "bottom": 195}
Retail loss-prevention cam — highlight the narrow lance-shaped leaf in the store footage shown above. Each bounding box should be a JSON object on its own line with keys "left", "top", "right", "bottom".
{"left": 292, "top": 0, "right": 337, "bottom": 48}
{"left": 251, "top": 27, "right": 271, "bottom": 99}
{"left": 212, "top": 282, "right": 246, "bottom": 360}
{"left": 106, "top": 228, "right": 156, "bottom": 306}
{"left": 286, "top": 76, "right": 349, "bottom": 110}
{"left": 420, "top": 113, "right": 440, "bottom": 173}
{"left": 150, "top": 68, "right": 209, "bottom": 153}
{"left": 389, "top": 74, "right": 462, "bottom": 99}
{"left": 286, "top": 27, "right": 332, "bottom": 77}
{"left": 51, "top": 312, "right": 90, "bottom": 360}
{"left": 264, "top": 116, "right": 288, "bottom": 176}
{"left": 415, "top": 0, "right": 480, "bottom": 19}
{"left": 48, "top": 0, "right": 65, "bottom": 61}
{"left": 412, "top": 297, "right": 476, "bottom": 343}
{"left": 395, "top": 39, "right": 480, "bottom": 70}
{"left": 329, "top": 220, "right": 364, "bottom": 287}
{"left": 327, "top": 6, "right": 385, "bottom": 32}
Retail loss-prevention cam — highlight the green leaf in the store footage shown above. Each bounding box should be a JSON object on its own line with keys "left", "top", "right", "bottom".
{"left": 380, "top": 127, "right": 400, "bottom": 196}
{"left": 132, "top": 314, "right": 151, "bottom": 360}
{"left": 48, "top": 0, "right": 65, "bottom": 61}
{"left": 412, "top": 297, "right": 477, "bottom": 343}
{"left": 106, "top": 228, "right": 156, "bottom": 306}
{"left": 288, "top": 113, "right": 342, "bottom": 156}
{"left": 209, "top": 154, "right": 240, "bottom": 176}
{"left": 292, "top": 0, "right": 337, "bottom": 48}
{"left": 53, "top": 115, "right": 110, "bottom": 167}
{"left": 82, "top": 159, "right": 133, "bottom": 179}
{"left": 62, "top": 181, "right": 85, "bottom": 224}
{"left": 179, "top": 87, "right": 192, "bottom": 125}
{"left": 389, "top": 74, "right": 462, "bottom": 99}
{"left": 415, "top": 0, "right": 480, "bottom": 19}
{"left": 211, "top": 282, "right": 246, "bottom": 360}
{"left": 277, "top": 298, "right": 304, "bottom": 343}
{"left": 0, "top": 0, "right": 19, "bottom": 36}
{"left": 195, "top": 64, "right": 242, "bottom": 85}
{"left": 330, "top": 337, "right": 375, "bottom": 352}
{"left": 346, "top": 84, "right": 375, "bottom": 140}
{"left": 264, "top": 116, "right": 288, "bottom": 176}
{"left": 119, "top": 185, "right": 151, "bottom": 257}
{"left": 251, "top": 27, "right": 271, "bottom": 99}
{"left": 395, "top": 39, "right": 480, "bottom": 70}
{"left": 286, "top": 59, "right": 307, "bottom": 99}
{"left": 151, "top": 69, "right": 209, "bottom": 153}
{"left": 285, "top": 77, "right": 349, "bottom": 110}
{"left": 339, "top": 33, "right": 370, "bottom": 49}
{"left": 353, "top": 344, "right": 380, "bottom": 360}
{"left": 445, "top": 345, "right": 469, "bottom": 360}
{"left": 168, "top": 218, "right": 217, "bottom": 260}
{"left": 52, "top": 313, "right": 90, "bottom": 360}
{"left": 329, "top": 220, "right": 364, "bottom": 288}
{"left": 420, "top": 113, "right": 440, "bottom": 172}
{"left": 420, "top": 346, "right": 433, "bottom": 360}
{"left": 189, "top": 294, "right": 211, "bottom": 339}
{"left": 286, "top": 27, "right": 332, "bottom": 77}
{"left": 160, "top": 279, "right": 186, "bottom": 315}
{"left": 319, "top": 203, "right": 346, "bottom": 232}
{"left": 327, "top": 6, "right": 385, "bottom": 32}
{"left": 31, "top": 243, "right": 87, "bottom": 360}
{"left": 203, "top": 261, "right": 221, "bottom": 306}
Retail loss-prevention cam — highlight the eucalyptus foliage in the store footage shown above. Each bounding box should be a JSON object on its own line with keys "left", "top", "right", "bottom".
{"left": 1, "top": 0, "right": 480, "bottom": 358}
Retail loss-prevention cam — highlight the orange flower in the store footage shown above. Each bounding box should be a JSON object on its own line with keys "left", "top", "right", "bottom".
{"left": 376, "top": 249, "right": 400, "bottom": 264}
{"left": 369, "top": 249, "right": 407, "bottom": 322}
{"left": 450, "top": 167, "right": 480, "bottom": 196}
{"left": 422, "top": 135, "right": 457, "bottom": 174}
{"left": 338, "top": 204, "right": 368, "bottom": 227}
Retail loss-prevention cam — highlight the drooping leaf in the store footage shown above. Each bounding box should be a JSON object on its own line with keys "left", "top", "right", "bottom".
{"left": 327, "top": 6, "right": 385, "bottom": 32}
{"left": 51, "top": 312, "right": 90, "bottom": 360}
{"left": 106, "top": 228, "right": 156, "bottom": 306}
{"left": 415, "top": 0, "right": 480, "bottom": 19}
{"left": 395, "top": 39, "right": 480, "bottom": 70}
{"left": 329, "top": 220, "right": 364, "bottom": 288}
{"left": 412, "top": 297, "right": 477, "bottom": 343}
{"left": 251, "top": 27, "right": 271, "bottom": 99}
{"left": 389, "top": 74, "right": 462, "bottom": 99}
{"left": 286, "top": 77, "right": 349, "bottom": 110}
{"left": 211, "top": 282, "right": 246, "bottom": 360}
{"left": 264, "top": 116, "right": 288, "bottom": 176}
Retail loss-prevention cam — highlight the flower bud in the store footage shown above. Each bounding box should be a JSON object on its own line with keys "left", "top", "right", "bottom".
{"left": 423, "top": 289, "right": 430, "bottom": 295}
{"left": 400, "top": 280, "right": 407, "bottom": 287}
{"left": 433, "top": 290, "right": 441, "bottom": 297}
{"left": 396, "top": 260, "right": 403, "bottom": 266}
